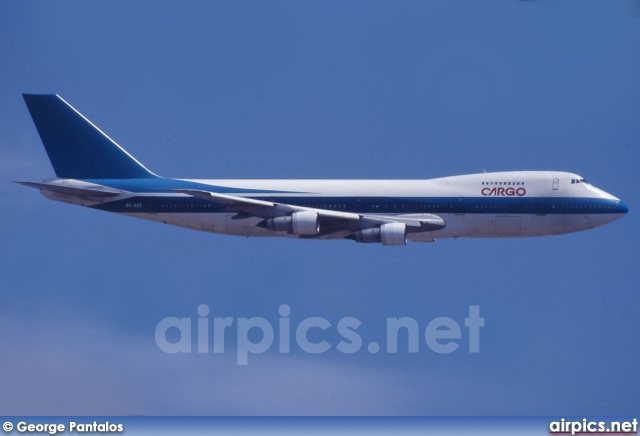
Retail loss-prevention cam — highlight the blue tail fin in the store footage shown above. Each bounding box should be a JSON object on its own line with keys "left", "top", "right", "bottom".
{"left": 23, "top": 94, "right": 158, "bottom": 179}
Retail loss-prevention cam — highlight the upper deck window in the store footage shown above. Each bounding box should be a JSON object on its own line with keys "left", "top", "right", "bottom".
{"left": 482, "top": 181, "right": 525, "bottom": 186}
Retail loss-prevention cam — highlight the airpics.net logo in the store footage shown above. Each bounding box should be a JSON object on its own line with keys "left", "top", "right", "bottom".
{"left": 155, "top": 305, "right": 484, "bottom": 365}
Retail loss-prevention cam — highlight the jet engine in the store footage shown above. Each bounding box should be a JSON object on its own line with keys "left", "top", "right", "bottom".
{"left": 266, "top": 211, "right": 320, "bottom": 235}
{"left": 354, "top": 222, "right": 407, "bottom": 246}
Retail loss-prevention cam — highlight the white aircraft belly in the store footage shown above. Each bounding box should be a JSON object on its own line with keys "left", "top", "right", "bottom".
{"left": 121, "top": 208, "right": 625, "bottom": 241}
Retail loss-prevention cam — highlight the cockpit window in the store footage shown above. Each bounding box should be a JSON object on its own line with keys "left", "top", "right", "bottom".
{"left": 571, "top": 178, "right": 589, "bottom": 184}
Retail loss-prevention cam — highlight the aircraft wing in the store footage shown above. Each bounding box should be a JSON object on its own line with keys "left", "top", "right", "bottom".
{"left": 173, "top": 189, "right": 361, "bottom": 220}
{"left": 173, "top": 189, "right": 446, "bottom": 232}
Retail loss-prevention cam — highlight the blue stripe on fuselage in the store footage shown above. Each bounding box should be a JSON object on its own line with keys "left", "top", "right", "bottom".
{"left": 90, "top": 193, "right": 627, "bottom": 216}
{"left": 81, "top": 178, "right": 304, "bottom": 194}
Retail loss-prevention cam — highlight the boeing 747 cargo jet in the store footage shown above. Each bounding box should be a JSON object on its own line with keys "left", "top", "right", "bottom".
{"left": 17, "top": 94, "right": 628, "bottom": 246}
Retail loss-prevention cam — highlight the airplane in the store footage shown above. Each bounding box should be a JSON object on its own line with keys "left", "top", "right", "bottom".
{"left": 17, "top": 94, "right": 628, "bottom": 246}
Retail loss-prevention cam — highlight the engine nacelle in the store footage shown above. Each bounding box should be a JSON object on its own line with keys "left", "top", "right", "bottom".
{"left": 266, "top": 211, "right": 320, "bottom": 235}
{"left": 380, "top": 222, "right": 407, "bottom": 246}
{"left": 354, "top": 228, "right": 381, "bottom": 243}
{"left": 292, "top": 211, "right": 320, "bottom": 235}
{"left": 354, "top": 223, "right": 407, "bottom": 246}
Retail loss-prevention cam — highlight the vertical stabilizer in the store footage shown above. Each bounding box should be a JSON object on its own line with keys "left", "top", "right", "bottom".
{"left": 23, "top": 94, "right": 158, "bottom": 179}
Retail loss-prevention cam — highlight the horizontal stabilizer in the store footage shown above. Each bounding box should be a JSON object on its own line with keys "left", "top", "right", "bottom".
{"left": 15, "top": 181, "right": 122, "bottom": 198}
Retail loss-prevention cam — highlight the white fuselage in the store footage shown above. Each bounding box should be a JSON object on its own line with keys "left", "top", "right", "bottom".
{"left": 40, "top": 170, "right": 627, "bottom": 243}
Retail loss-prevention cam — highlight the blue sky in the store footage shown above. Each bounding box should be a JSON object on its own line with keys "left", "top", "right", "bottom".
{"left": 1, "top": 1, "right": 639, "bottom": 415}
